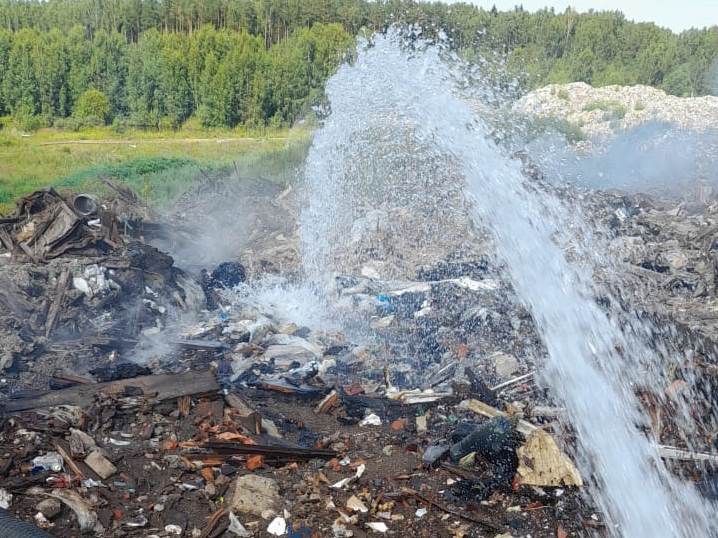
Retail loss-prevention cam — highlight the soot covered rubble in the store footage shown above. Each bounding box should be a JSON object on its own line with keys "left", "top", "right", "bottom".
{"left": 0, "top": 177, "right": 717, "bottom": 538}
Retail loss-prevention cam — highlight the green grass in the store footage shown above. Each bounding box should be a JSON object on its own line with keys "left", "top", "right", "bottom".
{"left": 582, "top": 99, "right": 627, "bottom": 120}
{"left": 53, "top": 157, "right": 200, "bottom": 205}
{"left": 0, "top": 120, "right": 310, "bottom": 212}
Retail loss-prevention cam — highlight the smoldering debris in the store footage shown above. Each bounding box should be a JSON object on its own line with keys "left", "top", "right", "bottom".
{"left": 5, "top": 174, "right": 718, "bottom": 537}
{"left": 0, "top": 184, "right": 203, "bottom": 392}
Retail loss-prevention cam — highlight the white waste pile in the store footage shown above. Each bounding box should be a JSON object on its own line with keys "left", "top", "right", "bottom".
{"left": 515, "top": 82, "right": 718, "bottom": 138}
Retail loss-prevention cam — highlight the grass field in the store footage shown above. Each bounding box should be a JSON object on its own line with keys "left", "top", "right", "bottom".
{"left": 0, "top": 119, "right": 311, "bottom": 212}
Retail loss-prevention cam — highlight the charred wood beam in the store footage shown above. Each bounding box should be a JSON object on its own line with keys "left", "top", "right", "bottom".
{"left": 45, "top": 269, "right": 70, "bottom": 338}
{"left": 204, "top": 440, "right": 336, "bottom": 460}
{"left": 3, "top": 370, "right": 219, "bottom": 413}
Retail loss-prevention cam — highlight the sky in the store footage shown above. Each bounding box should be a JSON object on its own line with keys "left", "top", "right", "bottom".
{"left": 451, "top": 1, "right": 718, "bottom": 32}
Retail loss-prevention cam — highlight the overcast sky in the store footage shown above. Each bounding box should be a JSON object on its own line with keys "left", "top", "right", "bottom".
{"left": 448, "top": 1, "right": 718, "bottom": 32}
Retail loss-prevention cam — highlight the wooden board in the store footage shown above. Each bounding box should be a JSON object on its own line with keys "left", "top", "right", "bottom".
{"left": 3, "top": 370, "right": 219, "bottom": 413}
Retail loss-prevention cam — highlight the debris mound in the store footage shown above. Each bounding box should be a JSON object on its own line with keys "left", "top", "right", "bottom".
{"left": 2, "top": 178, "right": 718, "bottom": 537}
{"left": 0, "top": 185, "right": 201, "bottom": 391}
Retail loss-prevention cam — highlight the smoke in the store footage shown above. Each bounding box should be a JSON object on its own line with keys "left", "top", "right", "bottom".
{"left": 530, "top": 122, "right": 718, "bottom": 201}
{"left": 126, "top": 145, "right": 310, "bottom": 364}
{"left": 150, "top": 172, "right": 301, "bottom": 276}
{"left": 157, "top": 178, "right": 284, "bottom": 272}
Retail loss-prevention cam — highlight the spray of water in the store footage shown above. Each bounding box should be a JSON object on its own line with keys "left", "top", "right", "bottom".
{"left": 227, "top": 274, "right": 338, "bottom": 332}
{"left": 301, "top": 29, "right": 715, "bottom": 536}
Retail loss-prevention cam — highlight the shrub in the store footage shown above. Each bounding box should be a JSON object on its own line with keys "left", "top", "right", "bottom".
{"left": 634, "top": 101, "right": 646, "bottom": 112}
{"left": 557, "top": 88, "right": 570, "bottom": 101}
{"left": 80, "top": 115, "right": 104, "bottom": 127}
{"left": 158, "top": 116, "right": 177, "bottom": 131}
{"left": 269, "top": 113, "right": 283, "bottom": 129}
{"left": 55, "top": 115, "right": 104, "bottom": 131}
{"left": 53, "top": 116, "right": 81, "bottom": 131}
{"left": 12, "top": 105, "right": 49, "bottom": 131}
{"left": 74, "top": 89, "right": 111, "bottom": 123}
{"left": 111, "top": 116, "right": 130, "bottom": 134}
{"left": 526, "top": 115, "right": 586, "bottom": 144}
{"left": 582, "top": 99, "right": 627, "bottom": 120}
{"left": 612, "top": 104, "right": 627, "bottom": 119}
{"left": 127, "top": 111, "right": 162, "bottom": 130}
{"left": 0, "top": 186, "right": 12, "bottom": 204}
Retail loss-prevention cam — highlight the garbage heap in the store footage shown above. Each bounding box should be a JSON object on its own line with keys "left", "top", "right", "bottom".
{"left": 0, "top": 251, "right": 590, "bottom": 538}
{"left": 0, "top": 185, "right": 203, "bottom": 391}
{"left": 586, "top": 189, "right": 718, "bottom": 343}
{"left": 1, "top": 180, "right": 717, "bottom": 538}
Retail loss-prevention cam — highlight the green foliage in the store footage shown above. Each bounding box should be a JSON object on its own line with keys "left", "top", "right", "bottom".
{"left": 12, "top": 103, "right": 47, "bottom": 131}
{"left": 0, "top": 123, "right": 298, "bottom": 212}
{"left": 52, "top": 116, "right": 81, "bottom": 131}
{"left": 0, "top": 0, "right": 715, "bottom": 129}
{"left": 50, "top": 142, "right": 307, "bottom": 207}
{"left": 259, "top": 23, "right": 353, "bottom": 126}
{"left": 526, "top": 115, "right": 586, "bottom": 144}
{"left": 198, "top": 31, "right": 264, "bottom": 127}
{"left": 233, "top": 137, "right": 311, "bottom": 183}
{"left": 56, "top": 156, "right": 193, "bottom": 189}
{"left": 74, "top": 89, "right": 110, "bottom": 122}
{"left": 50, "top": 156, "right": 201, "bottom": 204}
{"left": 582, "top": 99, "right": 627, "bottom": 119}
{"left": 0, "top": 30, "right": 11, "bottom": 115}
{"left": 54, "top": 115, "right": 105, "bottom": 131}
{"left": 2, "top": 29, "right": 39, "bottom": 115}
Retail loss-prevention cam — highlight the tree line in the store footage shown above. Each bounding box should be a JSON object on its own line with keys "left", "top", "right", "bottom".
{"left": 0, "top": 0, "right": 716, "bottom": 130}
{"left": 0, "top": 22, "right": 352, "bottom": 129}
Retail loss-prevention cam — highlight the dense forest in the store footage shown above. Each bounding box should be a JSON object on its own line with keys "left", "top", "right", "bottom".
{"left": 0, "top": 0, "right": 716, "bottom": 129}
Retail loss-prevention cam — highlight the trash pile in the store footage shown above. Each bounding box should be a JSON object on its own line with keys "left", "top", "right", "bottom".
{"left": 0, "top": 269, "right": 591, "bottom": 537}
{"left": 514, "top": 82, "right": 718, "bottom": 138}
{"left": 0, "top": 184, "right": 203, "bottom": 390}
{"left": 2, "top": 179, "right": 718, "bottom": 537}
{"left": 585, "top": 189, "right": 718, "bottom": 344}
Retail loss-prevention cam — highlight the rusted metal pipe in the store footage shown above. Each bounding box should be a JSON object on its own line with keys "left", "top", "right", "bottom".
{"left": 73, "top": 194, "right": 99, "bottom": 217}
